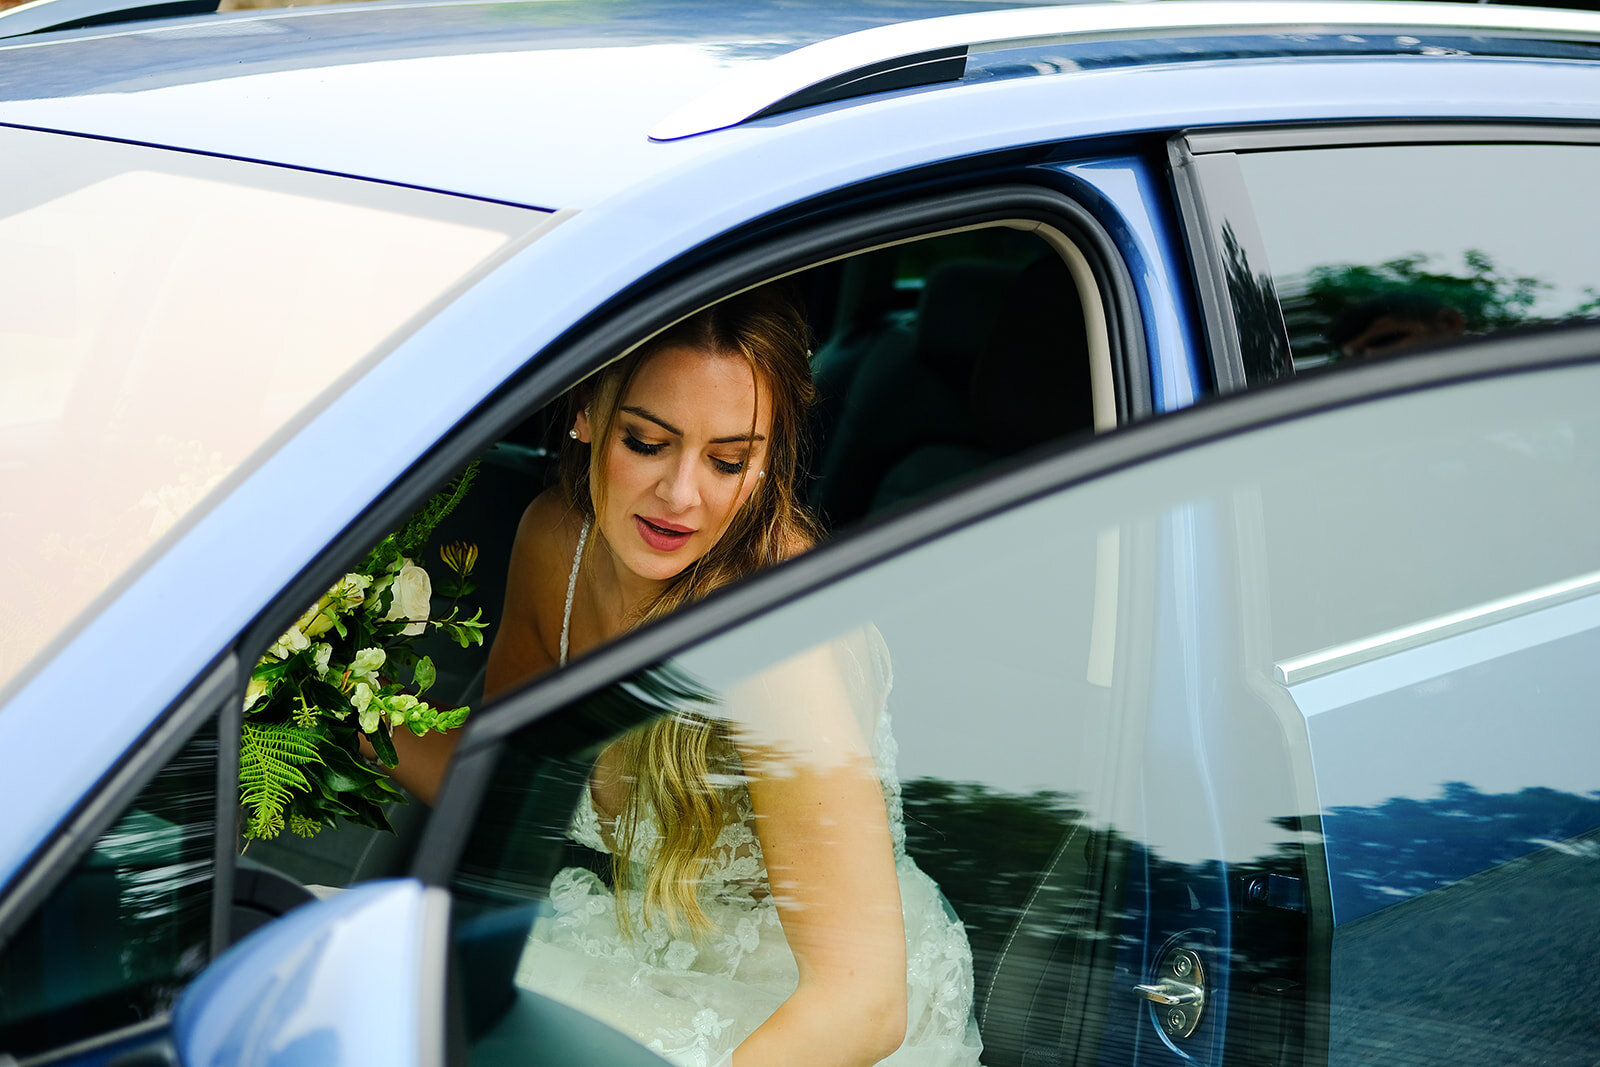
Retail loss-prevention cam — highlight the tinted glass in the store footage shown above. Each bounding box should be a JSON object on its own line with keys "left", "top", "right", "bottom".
{"left": 1238, "top": 142, "right": 1600, "bottom": 372}
{"left": 0, "top": 127, "right": 547, "bottom": 695}
{"left": 443, "top": 345, "right": 1600, "bottom": 1067}
{"left": 0, "top": 719, "right": 218, "bottom": 1056}
{"left": 450, "top": 490, "right": 1128, "bottom": 1066}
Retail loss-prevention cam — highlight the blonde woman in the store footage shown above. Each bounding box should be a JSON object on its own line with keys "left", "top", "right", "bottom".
{"left": 400, "top": 288, "right": 980, "bottom": 1065}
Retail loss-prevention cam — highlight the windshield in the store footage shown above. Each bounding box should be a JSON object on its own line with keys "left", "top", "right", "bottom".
{"left": 0, "top": 126, "right": 549, "bottom": 695}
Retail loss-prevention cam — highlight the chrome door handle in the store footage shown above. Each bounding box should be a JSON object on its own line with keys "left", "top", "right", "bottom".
{"left": 1133, "top": 948, "right": 1205, "bottom": 1039}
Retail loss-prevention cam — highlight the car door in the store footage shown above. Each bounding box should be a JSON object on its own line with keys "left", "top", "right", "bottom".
{"left": 392, "top": 324, "right": 1600, "bottom": 1067}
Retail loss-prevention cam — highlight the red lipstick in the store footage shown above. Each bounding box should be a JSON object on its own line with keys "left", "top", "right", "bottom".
{"left": 636, "top": 515, "right": 694, "bottom": 552}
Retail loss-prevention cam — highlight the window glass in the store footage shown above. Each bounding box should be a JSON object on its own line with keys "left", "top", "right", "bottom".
{"left": 449, "top": 483, "right": 1128, "bottom": 1067}
{"left": 443, "top": 348, "right": 1600, "bottom": 1067}
{"left": 1238, "top": 142, "right": 1600, "bottom": 371}
{"left": 1252, "top": 362, "right": 1600, "bottom": 1066}
{"left": 0, "top": 719, "right": 217, "bottom": 1057}
{"left": 0, "top": 127, "right": 547, "bottom": 695}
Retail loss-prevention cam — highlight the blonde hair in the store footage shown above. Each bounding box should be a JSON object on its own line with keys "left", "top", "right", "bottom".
{"left": 558, "top": 285, "right": 821, "bottom": 935}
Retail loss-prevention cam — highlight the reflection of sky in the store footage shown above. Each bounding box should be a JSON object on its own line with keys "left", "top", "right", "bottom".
{"left": 1241, "top": 144, "right": 1600, "bottom": 317}
{"left": 1290, "top": 589, "right": 1600, "bottom": 808}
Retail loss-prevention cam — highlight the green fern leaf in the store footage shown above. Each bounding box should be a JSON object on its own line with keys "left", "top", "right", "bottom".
{"left": 240, "top": 722, "right": 323, "bottom": 840}
{"left": 396, "top": 462, "right": 480, "bottom": 558}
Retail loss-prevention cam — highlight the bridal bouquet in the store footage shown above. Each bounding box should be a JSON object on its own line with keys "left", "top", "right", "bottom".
{"left": 240, "top": 466, "right": 489, "bottom": 840}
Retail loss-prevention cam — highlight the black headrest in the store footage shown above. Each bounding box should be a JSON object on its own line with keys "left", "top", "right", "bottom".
{"left": 968, "top": 254, "right": 1094, "bottom": 454}
{"left": 912, "top": 260, "right": 1019, "bottom": 391}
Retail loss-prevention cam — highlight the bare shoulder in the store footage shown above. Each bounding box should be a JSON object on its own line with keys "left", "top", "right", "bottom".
{"left": 504, "top": 488, "right": 588, "bottom": 621}
{"left": 517, "top": 487, "right": 583, "bottom": 559}
{"left": 485, "top": 488, "right": 581, "bottom": 696}
{"left": 780, "top": 527, "right": 818, "bottom": 561}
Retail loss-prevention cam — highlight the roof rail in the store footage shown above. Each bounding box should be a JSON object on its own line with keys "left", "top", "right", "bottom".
{"left": 648, "top": 0, "right": 1600, "bottom": 141}
{"left": 0, "top": 0, "right": 218, "bottom": 38}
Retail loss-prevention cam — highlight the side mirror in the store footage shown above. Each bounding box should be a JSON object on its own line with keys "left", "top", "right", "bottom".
{"left": 173, "top": 879, "right": 449, "bottom": 1067}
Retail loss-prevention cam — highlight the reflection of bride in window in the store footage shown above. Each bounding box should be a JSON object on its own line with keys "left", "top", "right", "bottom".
{"left": 464, "top": 289, "right": 981, "bottom": 1065}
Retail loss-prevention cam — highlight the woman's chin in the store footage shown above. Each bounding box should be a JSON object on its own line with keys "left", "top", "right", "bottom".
{"left": 620, "top": 545, "right": 705, "bottom": 585}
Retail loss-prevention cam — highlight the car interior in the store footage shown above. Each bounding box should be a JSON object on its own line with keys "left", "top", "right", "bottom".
{"left": 239, "top": 220, "right": 1116, "bottom": 1060}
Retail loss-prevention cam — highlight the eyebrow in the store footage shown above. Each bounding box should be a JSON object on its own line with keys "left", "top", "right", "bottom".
{"left": 620, "top": 405, "right": 766, "bottom": 444}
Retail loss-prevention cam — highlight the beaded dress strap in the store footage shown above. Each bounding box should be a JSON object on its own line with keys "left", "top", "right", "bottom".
{"left": 559, "top": 518, "right": 590, "bottom": 667}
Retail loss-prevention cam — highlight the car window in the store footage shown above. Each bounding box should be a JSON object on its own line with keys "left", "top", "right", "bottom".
{"left": 447, "top": 479, "right": 1126, "bottom": 1067}
{"left": 238, "top": 213, "right": 1121, "bottom": 893}
{"left": 1238, "top": 140, "right": 1600, "bottom": 374}
{"left": 804, "top": 225, "right": 1105, "bottom": 529}
{"left": 0, "top": 718, "right": 218, "bottom": 1059}
{"left": 0, "top": 126, "right": 549, "bottom": 698}
{"left": 1253, "top": 357, "right": 1600, "bottom": 1066}
{"left": 435, "top": 337, "right": 1600, "bottom": 1067}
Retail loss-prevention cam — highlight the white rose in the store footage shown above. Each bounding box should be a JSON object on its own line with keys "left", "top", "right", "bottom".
{"left": 383, "top": 561, "right": 432, "bottom": 637}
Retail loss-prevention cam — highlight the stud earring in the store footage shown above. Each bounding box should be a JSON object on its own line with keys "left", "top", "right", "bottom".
{"left": 569, "top": 429, "right": 579, "bottom": 439}
{"left": 757, "top": 470, "right": 766, "bottom": 478}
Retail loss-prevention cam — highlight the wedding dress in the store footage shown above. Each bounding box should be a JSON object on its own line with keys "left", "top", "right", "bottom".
{"left": 512, "top": 521, "right": 983, "bottom": 1066}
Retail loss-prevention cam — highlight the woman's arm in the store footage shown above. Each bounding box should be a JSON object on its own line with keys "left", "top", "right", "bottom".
{"left": 730, "top": 641, "right": 908, "bottom": 1067}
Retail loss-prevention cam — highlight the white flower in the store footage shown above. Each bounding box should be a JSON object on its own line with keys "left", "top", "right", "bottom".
{"left": 311, "top": 642, "right": 333, "bottom": 678}
{"left": 358, "top": 704, "right": 381, "bottom": 735}
{"left": 268, "top": 626, "right": 309, "bottom": 660}
{"left": 350, "top": 647, "right": 386, "bottom": 680}
{"left": 383, "top": 561, "right": 432, "bottom": 637}
{"left": 243, "top": 677, "right": 271, "bottom": 711}
{"left": 339, "top": 572, "right": 372, "bottom": 599}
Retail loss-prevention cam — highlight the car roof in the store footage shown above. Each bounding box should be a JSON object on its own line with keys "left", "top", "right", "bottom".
{"left": 4, "top": 0, "right": 1600, "bottom": 210}
{"left": 0, "top": 0, "right": 1079, "bottom": 207}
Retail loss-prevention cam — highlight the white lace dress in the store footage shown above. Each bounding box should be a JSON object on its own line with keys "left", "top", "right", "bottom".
{"left": 513, "top": 627, "right": 983, "bottom": 1066}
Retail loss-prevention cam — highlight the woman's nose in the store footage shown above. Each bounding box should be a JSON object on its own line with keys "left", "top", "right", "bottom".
{"left": 657, "top": 456, "right": 701, "bottom": 512}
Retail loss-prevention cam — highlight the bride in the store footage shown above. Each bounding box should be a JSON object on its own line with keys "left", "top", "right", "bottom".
{"left": 397, "top": 287, "right": 982, "bottom": 1066}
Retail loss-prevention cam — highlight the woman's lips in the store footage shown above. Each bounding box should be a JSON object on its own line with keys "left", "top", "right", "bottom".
{"left": 635, "top": 515, "right": 694, "bottom": 552}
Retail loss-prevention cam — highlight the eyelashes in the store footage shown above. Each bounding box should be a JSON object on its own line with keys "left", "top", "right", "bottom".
{"left": 622, "top": 430, "right": 747, "bottom": 475}
{"left": 621, "top": 431, "right": 663, "bottom": 457}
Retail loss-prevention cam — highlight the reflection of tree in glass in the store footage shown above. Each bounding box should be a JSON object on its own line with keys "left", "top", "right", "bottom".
{"left": 899, "top": 779, "right": 1085, "bottom": 988}
{"left": 1322, "top": 780, "right": 1600, "bottom": 922}
{"left": 1221, "top": 223, "right": 1293, "bottom": 384}
{"left": 1281, "top": 250, "right": 1599, "bottom": 364}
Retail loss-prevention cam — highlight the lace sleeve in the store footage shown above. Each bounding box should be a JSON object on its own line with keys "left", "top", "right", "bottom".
{"left": 567, "top": 787, "right": 613, "bottom": 854}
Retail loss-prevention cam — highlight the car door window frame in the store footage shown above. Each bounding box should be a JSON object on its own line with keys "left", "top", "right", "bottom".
{"left": 1170, "top": 120, "right": 1600, "bottom": 394}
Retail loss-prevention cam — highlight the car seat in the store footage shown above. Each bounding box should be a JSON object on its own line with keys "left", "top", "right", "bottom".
{"left": 810, "top": 259, "right": 1021, "bottom": 528}
{"left": 873, "top": 253, "right": 1095, "bottom": 513}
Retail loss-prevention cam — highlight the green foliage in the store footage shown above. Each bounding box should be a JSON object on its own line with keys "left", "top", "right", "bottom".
{"left": 240, "top": 462, "right": 490, "bottom": 845}
{"left": 900, "top": 779, "right": 1086, "bottom": 971}
{"left": 401, "top": 463, "right": 480, "bottom": 560}
{"left": 240, "top": 722, "right": 323, "bottom": 840}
